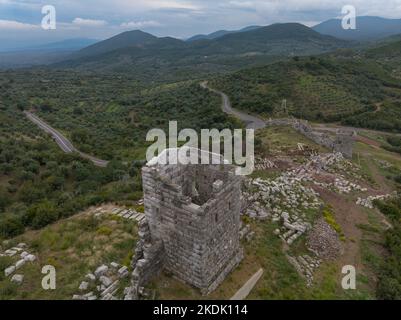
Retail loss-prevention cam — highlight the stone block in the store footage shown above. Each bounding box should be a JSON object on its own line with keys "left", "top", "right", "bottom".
{"left": 94, "top": 265, "right": 108, "bottom": 277}
{"left": 11, "top": 274, "right": 24, "bottom": 285}
{"left": 4, "top": 266, "right": 16, "bottom": 277}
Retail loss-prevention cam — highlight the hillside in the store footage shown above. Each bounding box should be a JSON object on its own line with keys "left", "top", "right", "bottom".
{"left": 71, "top": 30, "right": 159, "bottom": 59}
{"left": 313, "top": 16, "right": 401, "bottom": 41}
{"left": 54, "top": 23, "right": 352, "bottom": 81}
{"left": 187, "top": 26, "right": 261, "bottom": 41}
{"left": 211, "top": 52, "right": 401, "bottom": 131}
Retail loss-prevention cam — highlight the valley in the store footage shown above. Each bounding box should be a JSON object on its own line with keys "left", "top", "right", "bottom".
{"left": 1, "top": 16, "right": 401, "bottom": 301}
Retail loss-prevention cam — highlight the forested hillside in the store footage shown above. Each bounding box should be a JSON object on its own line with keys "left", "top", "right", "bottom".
{"left": 211, "top": 44, "right": 401, "bottom": 131}
{"left": 0, "top": 69, "right": 239, "bottom": 239}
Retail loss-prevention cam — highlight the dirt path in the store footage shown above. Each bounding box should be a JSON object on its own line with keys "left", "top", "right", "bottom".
{"left": 313, "top": 186, "right": 367, "bottom": 271}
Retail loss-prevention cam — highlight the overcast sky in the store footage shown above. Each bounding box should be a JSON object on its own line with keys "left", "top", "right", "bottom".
{"left": 1, "top": 0, "right": 401, "bottom": 49}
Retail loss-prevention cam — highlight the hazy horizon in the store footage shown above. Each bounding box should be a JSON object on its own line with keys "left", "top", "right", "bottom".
{"left": 1, "top": 0, "right": 401, "bottom": 50}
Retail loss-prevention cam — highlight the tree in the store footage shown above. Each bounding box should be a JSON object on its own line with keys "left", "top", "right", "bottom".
{"left": 0, "top": 187, "right": 10, "bottom": 212}
{"left": 0, "top": 216, "right": 24, "bottom": 238}
{"left": 27, "top": 200, "right": 59, "bottom": 229}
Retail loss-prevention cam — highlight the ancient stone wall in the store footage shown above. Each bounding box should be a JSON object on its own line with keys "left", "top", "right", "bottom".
{"left": 125, "top": 219, "right": 165, "bottom": 300}
{"left": 333, "top": 130, "right": 355, "bottom": 159}
{"left": 267, "top": 118, "right": 355, "bottom": 159}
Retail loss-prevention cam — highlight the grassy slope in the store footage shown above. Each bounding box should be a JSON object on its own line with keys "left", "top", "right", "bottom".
{"left": 0, "top": 211, "right": 137, "bottom": 299}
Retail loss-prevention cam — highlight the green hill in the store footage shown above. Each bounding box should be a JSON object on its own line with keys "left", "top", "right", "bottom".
{"left": 211, "top": 53, "right": 401, "bottom": 130}
{"left": 71, "top": 30, "right": 159, "bottom": 59}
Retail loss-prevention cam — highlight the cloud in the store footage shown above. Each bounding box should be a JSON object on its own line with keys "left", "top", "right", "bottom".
{"left": 1, "top": 0, "right": 401, "bottom": 47}
{"left": 226, "top": 1, "right": 255, "bottom": 9}
{"left": 72, "top": 18, "right": 108, "bottom": 27}
{"left": 120, "top": 20, "right": 162, "bottom": 29}
{"left": 113, "top": 0, "right": 201, "bottom": 11}
{"left": 0, "top": 19, "right": 39, "bottom": 30}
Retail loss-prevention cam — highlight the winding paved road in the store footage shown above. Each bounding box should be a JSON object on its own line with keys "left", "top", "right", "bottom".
{"left": 201, "top": 81, "right": 266, "bottom": 130}
{"left": 24, "top": 111, "right": 109, "bottom": 168}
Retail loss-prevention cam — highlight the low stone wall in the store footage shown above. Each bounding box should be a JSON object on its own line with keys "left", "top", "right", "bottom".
{"left": 267, "top": 118, "right": 355, "bottom": 159}
{"left": 124, "top": 219, "right": 165, "bottom": 300}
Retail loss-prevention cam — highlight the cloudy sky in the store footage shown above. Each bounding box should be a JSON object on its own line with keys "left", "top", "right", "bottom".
{"left": 1, "top": 0, "right": 401, "bottom": 49}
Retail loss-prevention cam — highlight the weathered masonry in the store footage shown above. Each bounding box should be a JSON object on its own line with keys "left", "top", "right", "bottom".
{"left": 127, "top": 149, "right": 244, "bottom": 298}
{"left": 266, "top": 118, "right": 356, "bottom": 159}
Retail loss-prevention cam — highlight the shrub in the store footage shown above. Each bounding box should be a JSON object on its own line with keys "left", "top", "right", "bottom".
{"left": 322, "top": 206, "right": 344, "bottom": 238}
{"left": 375, "top": 197, "right": 401, "bottom": 300}
{"left": 96, "top": 226, "right": 112, "bottom": 236}
{"left": 27, "top": 200, "right": 59, "bottom": 229}
{"left": 0, "top": 216, "right": 25, "bottom": 239}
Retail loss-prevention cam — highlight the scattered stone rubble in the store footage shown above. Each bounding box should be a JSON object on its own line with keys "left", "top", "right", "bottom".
{"left": 242, "top": 152, "right": 367, "bottom": 286}
{"left": 1, "top": 243, "right": 36, "bottom": 285}
{"left": 375, "top": 159, "right": 393, "bottom": 169}
{"left": 307, "top": 218, "right": 342, "bottom": 260}
{"left": 289, "top": 153, "right": 366, "bottom": 194}
{"left": 255, "top": 157, "right": 277, "bottom": 170}
{"left": 239, "top": 223, "right": 255, "bottom": 242}
{"left": 286, "top": 254, "right": 322, "bottom": 287}
{"left": 124, "top": 219, "right": 164, "bottom": 300}
{"left": 356, "top": 193, "right": 395, "bottom": 209}
{"left": 266, "top": 118, "right": 356, "bottom": 159}
{"left": 92, "top": 206, "right": 145, "bottom": 223}
{"left": 73, "top": 261, "right": 130, "bottom": 300}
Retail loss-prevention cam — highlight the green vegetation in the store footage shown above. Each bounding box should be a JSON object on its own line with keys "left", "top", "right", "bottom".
{"left": 322, "top": 206, "right": 345, "bottom": 240}
{"left": 211, "top": 50, "right": 401, "bottom": 131}
{"left": 0, "top": 213, "right": 137, "bottom": 300}
{"left": 374, "top": 196, "right": 401, "bottom": 299}
{"left": 55, "top": 24, "right": 349, "bottom": 82}
{"left": 382, "top": 135, "right": 401, "bottom": 155}
{"left": 0, "top": 70, "right": 239, "bottom": 239}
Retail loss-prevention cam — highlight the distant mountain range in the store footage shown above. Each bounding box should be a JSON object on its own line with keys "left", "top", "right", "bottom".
{"left": 54, "top": 23, "right": 351, "bottom": 80}
{"left": 186, "top": 26, "right": 261, "bottom": 42}
{"left": 4, "top": 16, "right": 401, "bottom": 71}
{"left": 313, "top": 16, "right": 401, "bottom": 41}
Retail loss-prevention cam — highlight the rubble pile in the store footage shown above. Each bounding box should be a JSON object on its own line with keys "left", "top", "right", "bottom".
{"left": 91, "top": 206, "right": 145, "bottom": 223}
{"left": 307, "top": 218, "right": 342, "bottom": 260}
{"left": 1, "top": 243, "right": 36, "bottom": 285}
{"left": 243, "top": 171, "right": 320, "bottom": 245}
{"left": 356, "top": 193, "right": 395, "bottom": 209}
{"left": 314, "top": 177, "right": 367, "bottom": 194}
{"left": 375, "top": 159, "right": 393, "bottom": 169}
{"left": 286, "top": 254, "right": 322, "bottom": 287}
{"left": 255, "top": 157, "right": 277, "bottom": 170}
{"left": 73, "top": 262, "right": 130, "bottom": 300}
{"left": 239, "top": 223, "right": 254, "bottom": 242}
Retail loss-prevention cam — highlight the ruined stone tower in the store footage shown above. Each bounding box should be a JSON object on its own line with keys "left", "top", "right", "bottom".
{"left": 333, "top": 130, "right": 355, "bottom": 159}
{"left": 139, "top": 148, "right": 243, "bottom": 294}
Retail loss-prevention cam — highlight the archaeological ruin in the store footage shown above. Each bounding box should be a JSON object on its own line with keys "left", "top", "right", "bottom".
{"left": 125, "top": 148, "right": 244, "bottom": 299}
{"left": 267, "top": 118, "right": 356, "bottom": 159}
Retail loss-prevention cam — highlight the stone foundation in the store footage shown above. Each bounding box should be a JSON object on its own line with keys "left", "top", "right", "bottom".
{"left": 267, "top": 118, "right": 356, "bottom": 159}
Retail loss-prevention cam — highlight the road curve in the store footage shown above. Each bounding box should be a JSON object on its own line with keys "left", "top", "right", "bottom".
{"left": 201, "top": 81, "right": 266, "bottom": 130}
{"left": 24, "top": 111, "right": 109, "bottom": 168}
